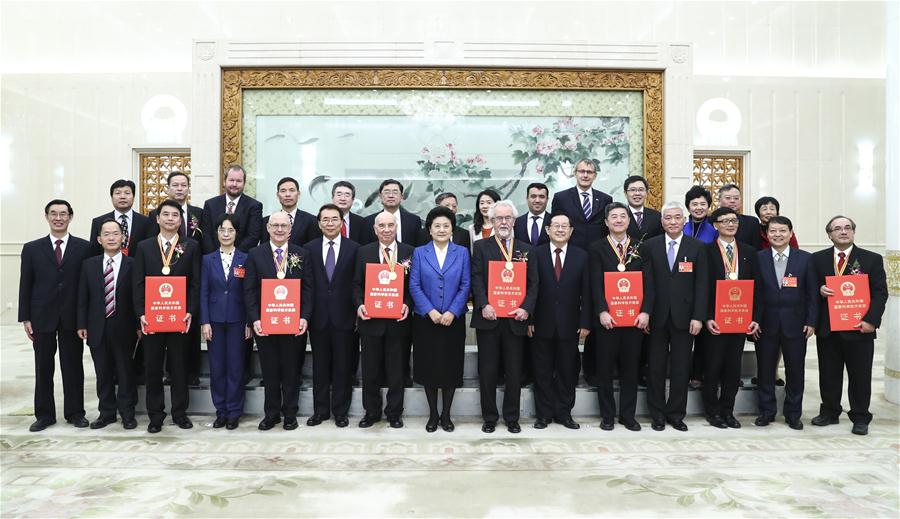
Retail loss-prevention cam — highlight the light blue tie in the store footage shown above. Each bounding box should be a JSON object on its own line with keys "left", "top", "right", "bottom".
{"left": 667, "top": 240, "right": 676, "bottom": 271}
{"left": 581, "top": 192, "right": 591, "bottom": 220}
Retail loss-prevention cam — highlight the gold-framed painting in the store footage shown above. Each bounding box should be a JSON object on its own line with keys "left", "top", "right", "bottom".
{"left": 221, "top": 67, "right": 663, "bottom": 220}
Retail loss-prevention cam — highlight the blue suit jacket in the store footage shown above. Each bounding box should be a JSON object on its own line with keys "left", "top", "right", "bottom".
{"left": 200, "top": 249, "right": 248, "bottom": 325}
{"left": 409, "top": 242, "right": 470, "bottom": 318}
{"left": 684, "top": 218, "right": 718, "bottom": 244}
{"left": 755, "top": 247, "right": 818, "bottom": 340}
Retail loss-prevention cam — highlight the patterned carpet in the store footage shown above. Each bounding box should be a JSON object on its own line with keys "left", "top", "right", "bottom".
{"left": 1, "top": 325, "right": 897, "bottom": 518}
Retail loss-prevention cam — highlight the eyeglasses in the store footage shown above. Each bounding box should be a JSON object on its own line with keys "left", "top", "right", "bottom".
{"left": 626, "top": 187, "right": 647, "bottom": 193}
{"left": 319, "top": 217, "right": 341, "bottom": 224}
{"left": 492, "top": 215, "right": 515, "bottom": 222}
{"left": 381, "top": 189, "right": 401, "bottom": 196}
{"left": 47, "top": 211, "right": 70, "bottom": 219}
{"left": 716, "top": 218, "right": 739, "bottom": 225}
{"left": 269, "top": 223, "right": 291, "bottom": 230}
{"left": 100, "top": 232, "right": 122, "bottom": 238}
{"left": 548, "top": 224, "right": 571, "bottom": 230}
{"left": 218, "top": 227, "right": 235, "bottom": 235}
{"left": 575, "top": 169, "right": 595, "bottom": 175}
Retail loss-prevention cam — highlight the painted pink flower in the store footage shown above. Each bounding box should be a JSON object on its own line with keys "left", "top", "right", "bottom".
{"left": 536, "top": 164, "right": 544, "bottom": 174}
{"left": 474, "top": 154, "right": 486, "bottom": 165}
{"left": 421, "top": 147, "right": 430, "bottom": 155}
{"left": 564, "top": 141, "right": 577, "bottom": 151}
{"left": 466, "top": 157, "right": 475, "bottom": 165}
{"left": 532, "top": 125, "right": 544, "bottom": 136}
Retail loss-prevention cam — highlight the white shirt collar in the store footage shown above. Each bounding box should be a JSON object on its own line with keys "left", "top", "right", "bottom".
{"left": 323, "top": 235, "right": 341, "bottom": 248}
{"left": 576, "top": 186, "right": 592, "bottom": 197}
{"left": 226, "top": 194, "right": 242, "bottom": 206}
{"left": 270, "top": 241, "right": 289, "bottom": 253}
{"left": 103, "top": 251, "right": 123, "bottom": 264}
{"left": 49, "top": 233, "right": 70, "bottom": 246}
{"left": 718, "top": 237, "right": 736, "bottom": 249}
{"left": 114, "top": 209, "right": 133, "bottom": 220}
{"left": 834, "top": 245, "right": 853, "bottom": 258}
{"left": 379, "top": 241, "right": 398, "bottom": 254}
{"left": 551, "top": 242, "right": 568, "bottom": 254}
{"left": 157, "top": 233, "right": 178, "bottom": 247}
{"left": 772, "top": 247, "right": 791, "bottom": 259}
{"left": 665, "top": 233, "right": 684, "bottom": 248}
{"left": 629, "top": 205, "right": 645, "bottom": 215}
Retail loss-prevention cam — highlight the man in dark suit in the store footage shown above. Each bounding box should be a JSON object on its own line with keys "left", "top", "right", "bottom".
{"left": 471, "top": 200, "right": 539, "bottom": 434}
{"left": 353, "top": 211, "right": 414, "bottom": 428}
{"left": 528, "top": 212, "right": 590, "bottom": 430}
{"left": 717, "top": 183, "right": 761, "bottom": 249}
{"left": 133, "top": 200, "right": 201, "bottom": 433}
{"left": 514, "top": 183, "right": 551, "bottom": 247}
{"left": 810, "top": 215, "right": 888, "bottom": 436}
{"left": 418, "top": 192, "right": 471, "bottom": 249}
{"left": 623, "top": 175, "right": 663, "bottom": 240}
{"left": 201, "top": 164, "right": 264, "bottom": 253}
{"left": 363, "top": 179, "right": 423, "bottom": 246}
{"left": 77, "top": 219, "right": 140, "bottom": 430}
{"left": 244, "top": 211, "right": 314, "bottom": 431}
{"left": 19, "top": 199, "right": 91, "bottom": 432}
{"left": 702, "top": 207, "right": 762, "bottom": 430}
{"left": 88, "top": 179, "right": 150, "bottom": 257}
{"left": 261, "top": 176, "right": 321, "bottom": 247}
{"left": 644, "top": 201, "right": 709, "bottom": 432}
{"left": 332, "top": 181, "right": 367, "bottom": 244}
{"left": 754, "top": 216, "right": 817, "bottom": 430}
{"left": 306, "top": 204, "right": 360, "bottom": 428}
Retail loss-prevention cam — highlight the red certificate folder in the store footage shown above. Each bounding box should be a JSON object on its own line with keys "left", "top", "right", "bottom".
{"left": 604, "top": 271, "right": 644, "bottom": 327}
{"left": 826, "top": 274, "right": 871, "bottom": 332}
{"left": 714, "top": 279, "right": 754, "bottom": 334}
{"left": 364, "top": 264, "right": 404, "bottom": 319}
{"left": 145, "top": 276, "right": 186, "bottom": 333}
{"left": 487, "top": 260, "right": 526, "bottom": 317}
{"left": 260, "top": 278, "right": 301, "bottom": 335}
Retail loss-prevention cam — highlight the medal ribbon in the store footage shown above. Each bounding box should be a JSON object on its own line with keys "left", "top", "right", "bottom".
{"left": 158, "top": 235, "right": 179, "bottom": 273}
{"left": 494, "top": 235, "right": 514, "bottom": 265}
{"left": 834, "top": 252, "right": 849, "bottom": 276}
{"left": 607, "top": 235, "right": 630, "bottom": 267}
{"left": 383, "top": 246, "right": 397, "bottom": 275}
{"left": 717, "top": 240, "right": 739, "bottom": 278}
{"left": 273, "top": 248, "right": 287, "bottom": 276}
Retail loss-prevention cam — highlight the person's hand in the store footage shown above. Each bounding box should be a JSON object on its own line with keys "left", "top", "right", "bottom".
{"left": 598, "top": 311, "right": 615, "bottom": 330}
{"left": 747, "top": 321, "right": 761, "bottom": 339}
{"left": 22, "top": 321, "right": 34, "bottom": 341}
{"left": 634, "top": 312, "right": 650, "bottom": 330}
{"left": 253, "top": 320, "right": 266, "bottom": 336}
{"left": 244, "top": 325, "right": 252, "bottom": 340}
{"left": 855, "top": 321, "right": 876, "bottom": 333}
{"left": 706, "top": 319, "right": 721, "bottom": 335}
{"left": 136, "top": 329, "right": 143, "bottom": 340}
{"left": 77, "top": 329, "right": 87, "bottom": 340}
{"left": 139, "top": 315, "right": 151, "bottom": 334}
{"left": 201, "top": 324, "right": 213, "bottom": 341}
{"left": 578, "top": 328, "right": 590, "bottom": 339}
{"left": 803, "top": 325, "right": 815, "bottom": 339}
{"left": 482, "top": 304, "right": 497, "bottom": 321}
{"left": 183, "top": 313, "right": 192, "bottom": 333}
{"left": 689, "top": 319, "right": 702, "bottom": 336}
{"left": 298, "top": 318, "right": 308, "bottom": 335}
{"left": 428, "top": 310, "right": 442, "bottom": 324}
{"left": 439, "top": 311, "right": 455, "bottom": 326}
{"left": 820, "top": 284, "right": 834, "bottom": 297}
{"left": 398, "top": 304, "right": 409, "bottom": 322}
{"left": 357, "top": 305, "right": 370, "bottom": 320}
{"left": 527, "top": 325, "right": 534, "bottom": 338}
{"left": 509, "top": 308, "right": 529, "bottom": 321}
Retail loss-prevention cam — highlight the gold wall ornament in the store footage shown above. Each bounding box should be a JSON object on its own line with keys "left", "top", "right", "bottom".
{"left": 886, "top": 250, "right": 900, "bottom": 296}
{"left": 139, "top": 153, "right": 192, "bottom": 214}
{"left": 220, "top": 67, "right": 665, "bottom": 209}
{"left": 692, "top": 154, "right": 744, "bottom": 207}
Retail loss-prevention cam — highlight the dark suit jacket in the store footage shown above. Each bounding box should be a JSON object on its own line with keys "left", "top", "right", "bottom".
{"left": 18, "top": 235, "right": 91, "bottom": 332}
{"left": 417, "top": 225, "right": 471, "bottom": 249}
{"left": 307, "top": 237, "right": 359, "bottom": 331}
{"left": 261, "top": 209, "right": 322, "bottom": 248}
{"left": 409, "top": 241, "right": 471, "bottom": 318}
{"left": 346, "top": 211, "right": 367, "bottom": 244}
{"left": 705, "top": 240, "right": 762, "bottom": 325}
{"left": 755, "top": 247, "right": 818, "bottom": 339}
{"left": 469, "top": 237, "right": 538, "bottom": 336}
{"left": 353, "top": 242, "right": 414, "bottom": 337}
{"left": 77, "top": 254, "right": 138, "bottom": 347}
{"left": 627, "top": 207, "right": 663, "bottom": 240}
{"left": 199, "top": 249, "right": 249, "bottom": 325}
{"left": 514, "top": 212, "right": 551, "bottom": 247}
{"left": 736, "top": 213, "right": 762, "bottom": 250}
{"left": 132, "top": 235, "right": 201, "bottom": 319}
{"left": 644, "top": 233, "right": 709, "bottom": 329}
{"left": 810, "top": 246, "right": 888, "bottom": 340}
{"left": 531, "top": 243, "right": 591, "bottom": 339}
{"left": 243, "top": 243, "right": 314, "bottom": 325}
{"left": 201, "top": 194, "right": 264, "bottom": 253}
{"left": 550, "top": 187, "right": 613, "bottom": 251}
{"left": 88, "top": 211, "right": 150, "bottom": 257}
{"left": 145, "top": 204, "right": 203, "bottom": 242}
{"left": 363, "top": 207, "right": 423, "bottom": 246}
{"left": 589, "top": 238, "right": 655, "bottom": 317}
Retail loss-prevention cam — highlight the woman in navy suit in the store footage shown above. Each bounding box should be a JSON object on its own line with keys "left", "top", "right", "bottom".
{"left": 409, "top": 206, "right": 471, "bottom": 432}
{"left": 200, "top": 214, "right": 251, "bottom": 430}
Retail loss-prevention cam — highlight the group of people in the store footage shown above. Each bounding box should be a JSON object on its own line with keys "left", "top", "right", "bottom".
{"left": 19, "top": 159, "right": 888, "bottom": 436}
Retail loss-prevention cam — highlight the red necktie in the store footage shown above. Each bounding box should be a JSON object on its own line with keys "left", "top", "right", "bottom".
{"left": 837, "top": 251, "right": 846, "bottom": 273}
{"left": 54, "top": 239, "right": 63, "bottom": 266}
{"left": 341, "top": 219, "right": 348, "bottom": 238}
{"left": 617, "top": 243, "right": 624, "bottom": 257}
{"left": 554, "top": 248, "right": 562, "bottom": 281}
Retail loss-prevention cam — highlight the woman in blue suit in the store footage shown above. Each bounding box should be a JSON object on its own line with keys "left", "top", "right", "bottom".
{"left": 200, "top": 214, "right": 250, "bottom": 430}
{"left": 409, "top": 206, "right": 471, "bottom": 432}
{"left": 683, "top": 186, "right": 718, "bottom": 244}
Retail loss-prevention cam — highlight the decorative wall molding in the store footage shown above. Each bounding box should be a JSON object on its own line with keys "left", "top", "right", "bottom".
{"left": 886, "top": 250, "right": 900, "bottom": 296}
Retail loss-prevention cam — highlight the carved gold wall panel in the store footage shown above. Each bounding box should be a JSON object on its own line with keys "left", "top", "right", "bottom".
{"left": 139, "top": 153, "right": 192, "bottom": 214}
{"left": 221, "top": 67, "right": 665, "bottom": 209}
{"left": 692, "top": 155, "right": 744, "bottom": 207}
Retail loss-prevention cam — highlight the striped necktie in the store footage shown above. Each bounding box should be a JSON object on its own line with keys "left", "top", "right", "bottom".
{"left": 104, "top": 257, "right": 116, "bottom": 318}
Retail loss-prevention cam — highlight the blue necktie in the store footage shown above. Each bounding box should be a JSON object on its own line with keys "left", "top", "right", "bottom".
{"left": 581, "top": 192, "right": 591, "bottom": 220}
{"left": 530, "top": 216, "right": 540, "bottom": 245}
{"left": 667, "top": 240, "right": 676, "bottom": 271}
{"left": 325, "top": 241, "right": 336, "bottom": 282}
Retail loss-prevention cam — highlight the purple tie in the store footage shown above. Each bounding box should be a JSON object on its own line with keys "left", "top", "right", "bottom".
{"left": 530, "top": 216, "right": 540, "bottom": 245}
{"left": 325, "top": 241, "right": 336, "bottom": 282}
{"left": 275, "top": 248, "right": 284, "bottom": 271}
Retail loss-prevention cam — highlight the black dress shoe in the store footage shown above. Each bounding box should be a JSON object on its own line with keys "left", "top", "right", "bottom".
{"left": 426, "top": 416, "right": 439, "bottom": 432}
{"left": 283, "top": 417, "right": 298, "bottom": 430}
{"left": 754, "top": 415, "right": 775, "bottom": 427}
{"left": 173, "top": 417, "right": 193, "bottom": 429}
{"left": 213, "top": 416, "right": 227, "bottom": 429}
{"left": 147, "top": 422, "right": 162, "bottom": 433}
{"left": 599, "top": 418, "right": 615, "bottom": 431}
{"left": 619, "top": 418, "right": 641, "bottom": 432}
{"left": 258, "top": 416, "right": 280, "bottom": 430}
{"left": 506, "top": 421, "right": 521, "bottom": 434}
{"left": 668, "top": 419, "right": 688, "bottom": 432}
{"left": 534, "top": 418, "right": 549, "bottom": 429}
{"left": 306, "top": 415, "right": 325, "bottom": 427}
{"left": 68, "top": 416, "right": 89, "bottom": 428}
{"left": 90, "top": 416, "right": 117, "bottom": 429}
{"left": 29, "top": 418, "right": 56, "bottom": 432}
{"left": 389, "top": 417, "right": 404, "bottom": 429}
{"left": 775, "top": 378, "right": 785, "bottom": 387}
{"left": 723, "top": 415, "right": 741, "bottom": 429}
{"left": 812, "top": 414, "right": 839, "bottom": 426}
{"left": 651, "top": 420, "right": 665, "bottom": 431}
{"left": 851, "top": 423, "right": 869, "bottom": 435}
{"left": 404, "top": 376, "right": 414, "bottom": 388}
{"left": 707, "top": 415, "right": 727, "bottom": 429}
{"left": 482, "top": 421, "right": 496, "bottom": 433}
{"left": 335, "top": 416, "right": 349, "bottom": 428}
{"left": 225, "top": 418, "right": 239, "bottom": 430}
{"left": 358, "top": 416, "right": 380, "bottom": 428}
{"left": 559, "top": 418, "right": 581, "bottom": 430}
{"left": 122, "top": 417, "right": 137, "bottom": 430}
{"left": 440, "top": 416, "right": 454, "bottom": 432}
{"left": 785, "top": 417, "right": 803, "bottom": 430}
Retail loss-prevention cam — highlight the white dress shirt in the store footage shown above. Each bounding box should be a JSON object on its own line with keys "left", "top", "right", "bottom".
{"left": 434, "top": 242, "right": 449, "bottom": 269}
{"left": 322, "top": 235, "right": 342, "bottom": 263}
{"left": 226, "top": 195, "right": 242, "bottom": 213}
{"left": 49, "top": 233, "right": 70, "bottom": 258}
{"left": 576, "top": 187, "right": 593, "bottom": 215}
{"left": 219, "top": 249, "right": 234, "bottom": 278}
{"left": 101, "top": 251, "right": 123, "bottom": 279}
{"left": 114, "top": 209, "right": 134, "bottom": 237}
{"left": 550, "top": 242, "right": 568, "bottom": 269}
{"left": 833, "top": 245, "right": 854, "bottom": 269}
{"left": 718, "top": 238, "right": 739, "bottom": 277}
{"left": 379, "top": 241, "right": 398, "bottom": 264}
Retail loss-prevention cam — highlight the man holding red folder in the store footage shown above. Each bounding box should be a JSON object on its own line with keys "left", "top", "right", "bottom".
{"left": 810, "top": 216, "right": 888, "bottom": 435}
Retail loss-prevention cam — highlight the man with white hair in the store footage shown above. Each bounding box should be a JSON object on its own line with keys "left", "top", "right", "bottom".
{"left": 470, "top": 200, "right": 538, "bottom": 434}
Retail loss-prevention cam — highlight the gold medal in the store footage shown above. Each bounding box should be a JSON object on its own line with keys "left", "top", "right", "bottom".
{"left": 728, "top": 272, "right": 738, "bottom": 280}
{"left": 617, "top": 263, "right": 626, "bottom": 272}
{"left": 161, "top": 266, "right": 171, "bottom": 275}
{"left": 607, "top": 235, "right": 631, "bottom": 272}
{"left": 277, "top": 271, "right": 286, "bottom": 279}
{"left": 505, "top": 261, "right": 513, "bottom": 271}
{"left": 717, "top": 241, "right": 740, "bottom": 281}
{"left": 158, "top": 235, "right": 178, "bottom": 277}
{"left": 494, "top": 235, "right": 515, "bottom": 272}
{"left": 389, "top": 271, "right": 398, "bottom": 280}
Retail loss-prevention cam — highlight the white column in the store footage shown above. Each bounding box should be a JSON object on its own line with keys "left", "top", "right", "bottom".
{"left": 884, "top": 1, "right": 899, "bottom": 405}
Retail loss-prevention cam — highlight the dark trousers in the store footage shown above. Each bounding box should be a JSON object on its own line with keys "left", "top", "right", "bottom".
{"left": 208, "top": 322, "right": 246, "bottom": 419}
{"left": 360, "top": 333, "right": 406, "bottom": 419}
{"left": 477, "top": 321, "right": 523, "bottom": 423}
{"left": 597, "top": 327, "right": 642, "bottom": 421}
{"left": 756, "top": 332, "right": 806, "bottom": 419}
{"left": 309, "top": 327, "right": 356, "bottom": 418}
{"left": 647, "top": 318, "right": 694, "bottom": 423}
{"left": 530, "top": 332, "right": 579, "bottom": 421}
{"left": 186, "top": 322, "right": 201, "bottom": 378}
{"left": 90, "top": 327, "right": 136, "bottom": 420}
{"left": 581, "top": 333, "right": 597, "bottom": 384}
{"left": 691, "top": 330, "right": 707, "bottom": 381}
{"left": 143, "top": 332, "right": 188, "bottom": 424}
{"left": 817, "top": 334, "right": 874, "bottom": 424}
{"left": 256, "top": 334, "right": 304, "bottom": 419}
{"left": 32, "top": 330, "right": 84, "bottom": 422}
{"left": 702, "top": 333, "right": 745, "bottom": 417}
